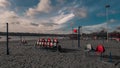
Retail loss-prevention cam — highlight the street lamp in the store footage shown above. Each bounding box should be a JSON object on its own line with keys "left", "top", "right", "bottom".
{"left": 105, "top": 4, "right": 110, "bottom": 42}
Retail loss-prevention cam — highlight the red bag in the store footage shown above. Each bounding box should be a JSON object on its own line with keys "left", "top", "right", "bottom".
{"left": 96, "top": 44, "right": 105, "bottom": 53}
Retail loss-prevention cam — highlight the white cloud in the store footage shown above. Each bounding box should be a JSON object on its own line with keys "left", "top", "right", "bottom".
{"left": 58, "top": 7, "right": 87, "bottom": 19}
{"left": 52, "top": 13, "right": 75, "bottom": 25}
{"left": 0, "top": 5, "right": 87, "bottom": 34}
{"left": 0, "top": 11, "right": 18, "bottom": 19}
{"left": 82, "top": 23, "right": 107, "bottom": 34}
{"left": 26, "top": 0, "right": 52, "bottom": 17}
{"left": 109, "top": 19, "right": 116, "bottom": 23}
{"left": 0, "top": 11, "right": 31, "bottom": 32}
{"left": 73, "top": 8, "right": 87, "bottom": 18}
{"left": 3, "top": 0, "right": 119, "bottom": 34}
{"left": 55, "top": 7, "right": 88, "bottom": 25}
{"left": 0, "top": 11, "right": 19, "bottom": 25}
{"left": 81, "top": 19, "right": 120, "bottom": 33}
{"left": 0, "top": 0, "right": 10, "bottom": 8}
{"left": 0, "top": 0, "right": 87, "bottom": 34}
{"left": 0, "top": 10, "right": 65, "bottom": 33}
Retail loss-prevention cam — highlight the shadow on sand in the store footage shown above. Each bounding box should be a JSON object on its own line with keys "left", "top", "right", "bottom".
{"left": 60, "top": 48, "right": 80, "bottom": 53}
{"left": 88, "top": 53, "right": 120, "bottom": 66}
{"left": 43, "top": 47, "right": 80, "bottom": 53}
{"left": 102, "top": 55, "right": 120, "bottom": 60}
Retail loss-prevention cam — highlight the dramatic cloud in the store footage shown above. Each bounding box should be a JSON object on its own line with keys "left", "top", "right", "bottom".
{"left": 117, "top": 26, "right": 120, "bottom": 30}
{"left": 116, "top": 27, "right": 120, "bottom": 32}
{"left": 0, "top": 9, "right": 39, "bottom": 32}
{"left": 0, "top": 0, "right": 119, "bottom": 34}
{"left": 0, "top": 2, "right": 87, "bottom": 34}
{"left": 0, "top": 0, "right": 10, "bottom": 8}
{"left": 30, "top": 23, "right": 39, "bottom": 26}
{"left": 73, "top": 8, "right": 87, "bottom": 18}
{"left": 26, "top": 0, "right": 52, "bottom": 17}
{"left": 0, "top": 11, "right": 18, "bottom": 19}
{"left": 55, "top": 7, "right": 88, "bottom": 25}
{"left": 52, "top": 13, "right": 75, "bottom": 25}
{"left": 0, "top": 11, "right": 19, "bottom": 24}
{"left": 108, "top": 19, "right": 119, "bottom": 24}
{"left": 81, "top": 19, "right": 120, "bottom": 33}
{"left": 116, "top": 26, "right": 120, "bottom": 32}
{"left": 40, "top": 22, "right": 57, "bottom": 26}
{"left": 82, "top": 23, "right": 107, "bottom": 33}
{"left": 0, "top": 10, "right": 65, "bottom": 33}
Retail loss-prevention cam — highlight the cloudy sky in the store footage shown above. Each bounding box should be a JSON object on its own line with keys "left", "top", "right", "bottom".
{"left": 0, "top": 0, "right": 120, "bottom": 34}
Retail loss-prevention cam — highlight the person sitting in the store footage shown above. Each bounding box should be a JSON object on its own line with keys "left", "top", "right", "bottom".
{"left": 85, "top": 43, "right": 94, "bottom": 52}
{"left": 21, "top": 39, "right": 28, "bottom": 45}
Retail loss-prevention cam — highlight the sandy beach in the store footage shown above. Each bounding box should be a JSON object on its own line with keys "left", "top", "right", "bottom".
{"left": 0, "top": 39, "right": 120, "bottom": 68}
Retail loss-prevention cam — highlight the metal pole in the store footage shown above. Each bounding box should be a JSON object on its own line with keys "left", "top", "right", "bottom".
{"left": 78, "top": 26, "right": 81, "bottom": 48}
{"left": 109, "top": 52, "right": 112, "bottom": 62}
{"left": 105, "top": 4, "right": 110, "bottom": 42}
{"left": 6, "top": 23, "right": 9, "bottom": 55}
{"left": 100, "top": 53, "right": 103, "bottom": 61}
{"left": 71, "top": 22, "right": 74, "bottom": 47}
{"left": 72, "top": 26, "right": 74, "bottom": 47}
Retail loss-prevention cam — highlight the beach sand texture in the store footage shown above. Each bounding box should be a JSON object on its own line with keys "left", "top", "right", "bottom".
{"left": 0, "top": 39, "right": 120, "bottom": 68}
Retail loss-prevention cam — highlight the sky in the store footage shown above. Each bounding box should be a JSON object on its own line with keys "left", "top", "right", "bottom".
{"left": 0, "top": 0, "right": 120, "bottom": 34}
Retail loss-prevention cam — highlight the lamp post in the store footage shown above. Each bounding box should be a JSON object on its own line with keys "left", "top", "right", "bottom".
{"left": 105, "top": 4, "right": 110, "bottom": 42}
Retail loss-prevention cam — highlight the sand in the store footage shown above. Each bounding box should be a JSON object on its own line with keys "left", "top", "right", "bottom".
{"left": 0, "top": 39, "right": 120, "bottom": 68}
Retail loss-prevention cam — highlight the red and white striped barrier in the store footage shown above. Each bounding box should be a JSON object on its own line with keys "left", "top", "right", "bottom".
{"left": 35, "top": 38, "right": 60, "bottom": 49}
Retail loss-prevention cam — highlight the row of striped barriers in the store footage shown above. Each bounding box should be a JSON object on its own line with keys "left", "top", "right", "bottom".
{"left": 34, "top": 38, "right": 61, "bottom": 51}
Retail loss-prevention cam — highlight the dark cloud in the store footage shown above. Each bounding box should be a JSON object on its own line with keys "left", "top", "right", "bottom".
{"left": 41, "top": 22, "right": 58, "bottom": 26}
{"left": 117, "top": 26, "right": 120, "bottom": 30}
{"left": 11, "top": 21, "right": 20, "bottom": 24}
{"left": 10, "top": 15, "right": 19, "bottom": 19}
{"left": 30, "top": 23, "right": 39, "bottom": 26}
